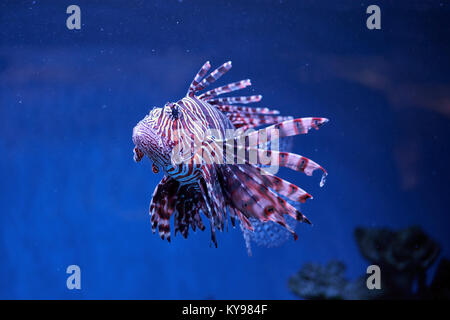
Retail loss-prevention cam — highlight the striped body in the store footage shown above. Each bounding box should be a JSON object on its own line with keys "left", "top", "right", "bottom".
{"left": 132, "top": 61, "right": 329, "bottom": 250}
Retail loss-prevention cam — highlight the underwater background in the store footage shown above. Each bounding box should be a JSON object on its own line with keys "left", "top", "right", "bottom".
{"left": 0, "top": 0, "right": 449, "bottom": 299}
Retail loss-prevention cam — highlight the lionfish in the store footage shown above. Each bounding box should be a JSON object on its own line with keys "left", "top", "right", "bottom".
{"left": 132, "top": 61, "right": 328, "bottom": 251}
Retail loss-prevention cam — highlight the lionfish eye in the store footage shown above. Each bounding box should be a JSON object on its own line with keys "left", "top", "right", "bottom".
{"left": 170, "top": 105, "right": 179, "bottom": 119}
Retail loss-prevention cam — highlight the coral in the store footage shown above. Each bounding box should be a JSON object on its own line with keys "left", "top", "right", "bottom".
{"left": 429, "top": 258, "right": 450, "bottom": 299}
{"left": 354, "top": 226, "right": 440, "bottom": 272}
{"left": 288, "top": 261, "right": 347, "bottom": 300}
{"left": 289, "top": 226, "right": 447, "bottom": 300}
{"left": 354, "top": 226, "right": 440, "bottom": 298}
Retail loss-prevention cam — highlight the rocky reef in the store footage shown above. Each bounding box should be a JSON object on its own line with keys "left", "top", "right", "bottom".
{"left": 288, "top": 226, "right": 449, "bottom": 299}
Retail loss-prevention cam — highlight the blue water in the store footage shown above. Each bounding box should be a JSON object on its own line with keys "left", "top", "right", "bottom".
{"left": 1, "top": 0, "right": 449, "bottom": 299}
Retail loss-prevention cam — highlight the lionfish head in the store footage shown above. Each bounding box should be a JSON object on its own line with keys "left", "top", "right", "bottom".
{"left": 132, "top": 103, "right": 179, "bottom": 165}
